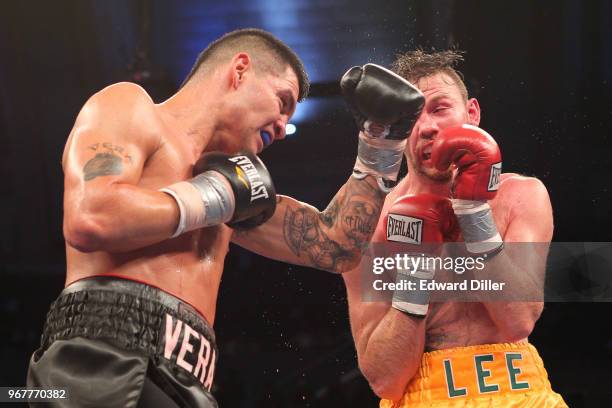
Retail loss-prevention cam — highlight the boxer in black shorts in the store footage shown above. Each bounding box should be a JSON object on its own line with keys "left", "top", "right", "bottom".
{"left": 28, "top": 28, "right": 424, "bottom": 406}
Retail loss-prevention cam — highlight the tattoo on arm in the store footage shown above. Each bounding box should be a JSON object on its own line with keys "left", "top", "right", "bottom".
{"left": 232, "top": 195, "right": 285, "bottom": 239}
{"left": 283, "top": 206, "right": 354, "bottom": 271}
{"left": 338, "top": 177, "right": 382, "bottom": 247}
{"left": 282, "top": 177, "right": 384, "bottom": 272}
{"left": 83, "top": 143, "right": 131, "bottom": 181}
{"left": 341, "top": 201, "right": 377, "bottom": 246}
{"left": 319, "top": 201, "right": 339, "bottom": 228}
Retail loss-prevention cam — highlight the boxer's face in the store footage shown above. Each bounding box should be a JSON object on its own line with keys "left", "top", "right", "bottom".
{"left": 224, "top": 65, "right": 299, "bottom": 154}
{"left": 407, "top": 72, "right": 480, "bottom": 181}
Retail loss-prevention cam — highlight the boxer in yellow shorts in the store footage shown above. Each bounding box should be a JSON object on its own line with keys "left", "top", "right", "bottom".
{"left": 341, "top": 50, "right": 567, "bottom": 407}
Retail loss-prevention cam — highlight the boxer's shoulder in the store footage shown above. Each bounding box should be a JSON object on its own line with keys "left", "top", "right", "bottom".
{"left": 494, "top": 173, "right": 552, "bottom": 237}
{"left": 369, "top": 187, "right": 402, "bottom": 243}
{"left": 94, "top": 81, "right": 153, "bottom": 103}
{"left": 384, "top": 176, "right": 411, "bottom": 208}
{"left": 82, "top": 82, "right": 156, "bottom": 124}
{"left": 73, "top": 82, "right": 161, "bottom": 149}
{"left": 498, "top": 173, "right": 549, "bottom": 200}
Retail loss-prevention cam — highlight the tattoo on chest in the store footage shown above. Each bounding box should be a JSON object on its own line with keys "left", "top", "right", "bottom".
{"left": 83, "top": 142, "right": 132, "bottom": 181}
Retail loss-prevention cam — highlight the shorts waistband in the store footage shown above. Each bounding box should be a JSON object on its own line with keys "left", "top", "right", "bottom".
{"left": 42, "top": 276, "right": 216, "bottom": 356}
{"left": 63, "top": 276, "right": 208, "bottom": 322}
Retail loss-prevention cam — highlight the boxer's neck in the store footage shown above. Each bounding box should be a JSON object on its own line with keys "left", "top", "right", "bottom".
{"left": 403, "top": 163, "right": 451, "bottom": 197}
{"left": 158, "top": 79, "right": 223, "bottom": 156}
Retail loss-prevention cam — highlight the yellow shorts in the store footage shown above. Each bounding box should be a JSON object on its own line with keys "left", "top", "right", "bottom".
{"left": 380, "top": 342, "right": 567, "bottom": 407}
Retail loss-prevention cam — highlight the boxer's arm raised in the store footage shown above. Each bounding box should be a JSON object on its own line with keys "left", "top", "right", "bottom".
{"left": 342, "top": 267, "right": 426, "bottom": 401}
{"left": 232, "top": 64, "right": 424, "bottom": 273}
{"left": 341, "top": 193, "right": 458, "bottom": 400}
{"left": 232, "top": 175, "right": 384, "bottom": 273}
{"left": 63, "top": 84, "right": 178, "bottom": 252}
{"left": 431, "top": 126, "right": 548, "bottom": 339}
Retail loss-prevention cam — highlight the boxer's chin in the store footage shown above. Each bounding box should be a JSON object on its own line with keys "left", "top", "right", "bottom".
{"left": 415, "top": 159, "right": 452, "bottom": 182}
{"left": 420, "top": 166, "right": 452, "bottom": 182}
{"left": 409, "top": 152, "right": 453, "bottom": 182}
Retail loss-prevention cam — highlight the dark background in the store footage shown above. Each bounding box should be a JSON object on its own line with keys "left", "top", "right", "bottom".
{"left": 1, "top": 0, "right": 611, "bottom": 406}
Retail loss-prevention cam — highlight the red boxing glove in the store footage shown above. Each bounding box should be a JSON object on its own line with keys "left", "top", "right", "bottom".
{"left": 431, "top": 124, "right": 502, "bottom": 201}
{"left": 430, "top": 125, "right": 503, "bottom": 255}
{"left": 386, "top": 194, "right": 458, "bottom": 247}
{"left": 385, "top": 194, "right": 458, "bottom": 316}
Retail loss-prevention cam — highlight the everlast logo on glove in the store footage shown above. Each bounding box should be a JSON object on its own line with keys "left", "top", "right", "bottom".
{"left": 387, "top": 214, "right": 423, "bottom": 244}
{"left": 228, "top": 156, "right": 270, "bottom": 202}
{"left": 488, "top": 162, "right": 502, "bottom": 192}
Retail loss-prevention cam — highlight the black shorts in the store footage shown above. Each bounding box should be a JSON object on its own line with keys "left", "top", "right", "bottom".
{"left": 27, "top": 276, "right": 219, "bottom": 408}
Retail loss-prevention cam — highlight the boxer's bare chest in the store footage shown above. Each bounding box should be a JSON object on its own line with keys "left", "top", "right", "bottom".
{"left": 125, "top": 133, "right": 233, "bottom": 318}
{"left": 425, "top": 188, "right": 513, "bottom": 350}
{"left": 377, "top": 175, "right": 515, "bottom": 351}
{"left": 70, "top": 127, "right": 232, "bottom": 322}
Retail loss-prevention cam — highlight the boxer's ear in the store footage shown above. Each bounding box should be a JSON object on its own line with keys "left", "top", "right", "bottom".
{"left": 466, "top": 97, "right": 481, "bottom": 126}
{"left": 230, "top": 53, "right": 251, "bottom": 89}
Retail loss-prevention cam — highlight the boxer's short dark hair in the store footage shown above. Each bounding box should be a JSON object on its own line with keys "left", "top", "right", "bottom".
{"left": 183, "top": 28, "right": 309, "bottom": 101}
{"left": 392, "top": 49, "right": 468, "bottom": 100}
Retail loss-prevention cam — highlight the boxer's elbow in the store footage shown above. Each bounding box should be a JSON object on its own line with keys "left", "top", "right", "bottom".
{"left": 502, "top": 324, "right": 533, "bottom": 343}
{"left": 510, "top": 316, "right": 540, "bottom": 341}
{"left": 367, "top": 375, "right": 404, "bottom": 401}
{"left": 499, "top": 303, "right": 543, "bottom": 341}
{"left": 361, "top": 363, "right": 405, "bottom": 401}
{"left": 335, "top": 249, "right": 362, "bottom": 273}
{"left": 64, "top": 212, "right": 113, "bottom": 252}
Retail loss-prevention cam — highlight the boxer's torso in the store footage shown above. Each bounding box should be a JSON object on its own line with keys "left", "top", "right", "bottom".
{"left": 64, "top": 83, "right": 232, "bottom": 325}
{"left": 371, "top": 173, "right": 522, "bottom": 351}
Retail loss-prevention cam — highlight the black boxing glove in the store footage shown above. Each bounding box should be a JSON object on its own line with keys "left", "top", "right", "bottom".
{"left": 341, "top": 63, "right": 425, "bottom": 139}
{"left": 195, "top": 153, "right": 276, "bottom": 230}
{"left": 341, "top": 64, "right": 425, "bottom": 191}
{"left": 160, "top": 152, "right": 276, "bottom": 236}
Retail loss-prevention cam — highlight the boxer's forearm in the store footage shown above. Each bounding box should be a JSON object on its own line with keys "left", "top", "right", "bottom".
{"left": 358, "top": 308, "right": 425, "bottom": 400}
{"left": 289, "top": 175, "right": 384, "bottom": 272}
{"left": 465, "top": 177, "right": 551, "bottom": 339}
{"left": 64, "top": 183, "right": 179, "bottom": 252}
{"left": 232, "top": 176, "right": 384, "bottom": 273}
{"left": 478, "top": 250, "right": 545, "bottom": 340}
